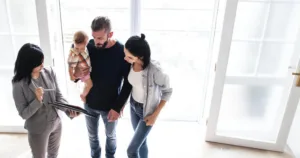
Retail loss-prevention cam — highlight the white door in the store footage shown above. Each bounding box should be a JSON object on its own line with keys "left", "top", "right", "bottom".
{"left": 206, "top": 0, "right": 300, "bottom": 151}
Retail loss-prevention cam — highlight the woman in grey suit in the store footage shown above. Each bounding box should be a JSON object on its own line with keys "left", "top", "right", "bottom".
{"left": 12, "top": 43, "right": 79, "bottom": 158}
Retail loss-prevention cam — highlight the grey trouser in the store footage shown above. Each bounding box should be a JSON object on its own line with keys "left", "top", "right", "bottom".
{"left": 28, "top": 118, "right": 62, "bottom": 158}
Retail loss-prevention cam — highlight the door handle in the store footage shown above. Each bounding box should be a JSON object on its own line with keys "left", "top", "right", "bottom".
{"left": 292, "top": 72, "right": 300, "bottom": 87}
{"left": 292, "top": 72, "right": 300, "bottom": 76}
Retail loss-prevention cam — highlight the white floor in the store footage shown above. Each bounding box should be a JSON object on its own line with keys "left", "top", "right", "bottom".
{"left": 0, "top": 116, "right": 295, "bottom": 158}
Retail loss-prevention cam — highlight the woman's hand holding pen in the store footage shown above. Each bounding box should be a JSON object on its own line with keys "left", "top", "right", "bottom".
{"left": 35, "top": 87, "right": 44, "bottom": 103}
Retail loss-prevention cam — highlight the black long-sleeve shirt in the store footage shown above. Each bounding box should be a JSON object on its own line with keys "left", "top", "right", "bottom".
{"left": 86, "top": 40, "right": 132, "bottom": 113}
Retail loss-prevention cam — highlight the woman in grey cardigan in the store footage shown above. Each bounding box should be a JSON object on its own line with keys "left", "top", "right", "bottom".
{"left": 12, "top": 43, "right": 79, "bottom": 158}
{"left": 124, "top": 34, "right": 173, "bottom": 158}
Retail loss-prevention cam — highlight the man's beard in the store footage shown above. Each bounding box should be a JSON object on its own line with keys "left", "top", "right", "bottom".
{"left": 95, "top": 40, "right": 108, "bottom": 49}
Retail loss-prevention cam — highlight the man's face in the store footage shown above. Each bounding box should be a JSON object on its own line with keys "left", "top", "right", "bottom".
{"left": 92, "top": 29, "right": 113, "bottom": 49}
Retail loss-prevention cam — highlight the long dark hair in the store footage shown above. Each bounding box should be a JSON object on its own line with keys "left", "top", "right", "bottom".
{"left": 12, "top": 43, "right": 44, "bottom": 84}
{"left": 125, "top": 33, "right": 151, "bottom": 69}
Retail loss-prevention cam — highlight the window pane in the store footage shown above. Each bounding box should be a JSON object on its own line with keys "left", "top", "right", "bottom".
{"left": 226, "top": 42, "right": 259, "bottom": 76}
{"left": 86, "top": 9, "right": 129, "bottom": 31}
{"left": 141, "top": 0, "right": 215, "bottom": 120}
{"left": 217, "top": 84, "right": 285, "bottom": 142}
{"left": 0, "top": 1, "right": 40, "bottom": 128}
{"left": 13, "top": 35, "right": 40, "bottom": 53}
{"left": 60, "top": 0, "right": 129, "bottom": 8}
{"left": 111, "top": 31, "right": 130, "bottom": 45}
{"left": 257, "top": 43, "right": 294, "bottom": 76}
{"left": 143, "top": 0, "right": 215, "bottom": 9}
{"left": 142, "top": 10, "right": 213, "bottom": 31}
{"left": 216, "top": 0, "right": 226, "bottom": 31}
{"left": 137, "top": 31, "right": 210, "bottom": 120}
{"left": 214, "top": 0, "right": 226, "bottom": 53}
{"left": 146, "top": 31, "right": 210, "bottom": 61}
{"left": 0, "top": 0, "right": 9, "bottom": 33}
{"left": 8, "top": 0, "right": 39, "bottom": 34}
{"left": 232, "top": 2, "right": 268, "bottom": 39}
{"left": 265, "top": 3, "right": 300, "bottom": 41}
{"left": 0, "top": 70, "right": 24, "bottom": 126}
{"left": 59, "top": 8, "right": 129, "bottom": 35}
{"left": 0, "top": 35, "right": 14, "bottom": 67}
{"left": 60, "top": 0, "right": 130, "bottom": 52}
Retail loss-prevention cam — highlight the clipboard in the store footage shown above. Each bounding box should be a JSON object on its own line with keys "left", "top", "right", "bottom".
{"left": 49, "top": 102, "right": 97, "bottom": 118}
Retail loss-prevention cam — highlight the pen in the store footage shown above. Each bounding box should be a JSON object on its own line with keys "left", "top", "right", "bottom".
{"left": 43, "top": 89, "right": 55, "bottom": 92}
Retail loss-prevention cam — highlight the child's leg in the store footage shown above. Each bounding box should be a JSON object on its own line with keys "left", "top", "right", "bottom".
{"left": 82, "top": 78, "right": 93, "bottom": 97}
{"left": 80, "top": 76, "right": 93, "bottom": 103}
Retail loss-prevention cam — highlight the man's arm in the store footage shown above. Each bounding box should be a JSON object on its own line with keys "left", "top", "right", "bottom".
{"left": 112, "top": 61, "right": 132, "bottom": 113}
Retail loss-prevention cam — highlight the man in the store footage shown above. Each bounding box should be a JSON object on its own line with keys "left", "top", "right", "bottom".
{"left": 84, "top": 16, "right": 132, "bottom": 158}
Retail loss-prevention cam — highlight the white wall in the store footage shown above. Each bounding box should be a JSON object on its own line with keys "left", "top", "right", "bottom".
{"left": 288, "top": 102, "right": 300, "bottom": 158}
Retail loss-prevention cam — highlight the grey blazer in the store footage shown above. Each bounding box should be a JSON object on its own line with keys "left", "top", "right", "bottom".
{"left": 12, "top": 67, "right": 70, "bottom": 134}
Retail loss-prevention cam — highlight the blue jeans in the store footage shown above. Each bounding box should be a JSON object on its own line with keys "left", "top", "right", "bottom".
{"left": 85, "top": 104, "right": 118, "bottom": 158}
{"left": 127, "top": 97, "right": 152, "bottom": 158}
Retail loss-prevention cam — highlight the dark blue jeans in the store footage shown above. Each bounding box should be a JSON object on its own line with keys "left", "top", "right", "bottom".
{"left": 127, "top": 97, "right": 152, "bottom": 158}
{"left": 85, "top": 104, "right": 118, "bottom": 158}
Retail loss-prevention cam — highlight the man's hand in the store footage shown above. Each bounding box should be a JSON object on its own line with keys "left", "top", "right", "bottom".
{"left": 144, "top": 113, "right": 158, "bottom": 126}
{"left": 108, "top": 109, "right": 120, "bottom": 122}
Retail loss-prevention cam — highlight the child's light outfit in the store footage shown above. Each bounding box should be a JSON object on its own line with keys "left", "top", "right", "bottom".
{"left": 67, "top": 48, "right": 91, "bottom": 82}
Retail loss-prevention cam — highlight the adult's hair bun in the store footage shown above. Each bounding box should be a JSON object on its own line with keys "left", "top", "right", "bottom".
{"left": 140, "top": 33, "right": 146, "bottom": 40}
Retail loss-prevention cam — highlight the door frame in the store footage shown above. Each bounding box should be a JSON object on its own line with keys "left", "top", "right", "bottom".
{"left": 205, "top": 0, "right": 300, "bottom": 152}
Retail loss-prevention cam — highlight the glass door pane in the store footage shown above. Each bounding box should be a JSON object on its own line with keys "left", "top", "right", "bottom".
{"left": 8, "top": 0, "right": 39, "bottom": 34}
{"left": 0, "top": 0, "right": 9, "bottom": 33}
{"left": 0, "top": 35, "right": 15, "bottom": 67}
{"left": 265, "top": 3, "right": 300, "bottom": 41}
{"left": 0, "top": 70, "right": 20, "bottom": 126}
{"left": 141, "top": 0, "right": 217, "bottom": 121}
{"left": 0, "top": 0, "right": 40, "bottom": 129}
{"left": 217, "top": 84, "right": 286, "bottom": 142}
{"left": 60, "top": 0, "right": 130, "bottom": 51}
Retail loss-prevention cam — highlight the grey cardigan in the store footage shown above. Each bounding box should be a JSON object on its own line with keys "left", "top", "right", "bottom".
{"left": 140, "top": 60, "right": 173, "bottom": 118}
{"left": 12, "top": 67, "right": 70, "bottom": 134}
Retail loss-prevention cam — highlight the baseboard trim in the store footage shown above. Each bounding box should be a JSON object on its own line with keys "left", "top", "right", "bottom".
{"left": 0, "top": 126, "right": 27, "bottom": 133}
